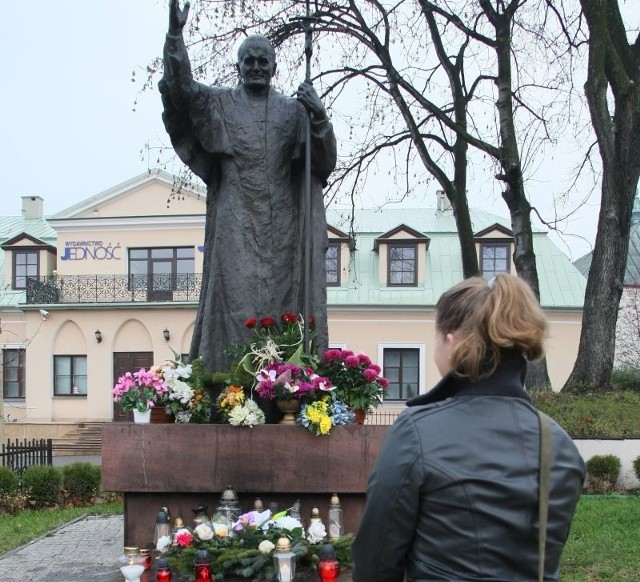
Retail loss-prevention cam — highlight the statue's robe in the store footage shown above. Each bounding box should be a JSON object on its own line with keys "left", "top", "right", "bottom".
{"left": 160, "top": 33, "right": 337, "bottom": 372}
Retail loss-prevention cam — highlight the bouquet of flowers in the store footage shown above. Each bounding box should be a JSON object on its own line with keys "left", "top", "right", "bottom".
{"left": 217, "top": 384, "right": 265, "bottom": 427}
{"left": 112, "top": 368, "right": 168, "bottom": 412}
{"left": 156, "top": 356, "right": 214, "bottom": 423}
{"left": 254, "top": 362, "right": 332, "bottom": 401}
{"left": 163, "top": 504, "right": 353, "bottom": 579}
{"left": 297, "top": 395, "right": 355, "bottom": 436}
{"left": 316, "top": 349, "right": 389, "bottom": 413}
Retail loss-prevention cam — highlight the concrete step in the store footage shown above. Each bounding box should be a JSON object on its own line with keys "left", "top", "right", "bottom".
{"left": 52, "top": 423, "right": 104, "bottom": 456}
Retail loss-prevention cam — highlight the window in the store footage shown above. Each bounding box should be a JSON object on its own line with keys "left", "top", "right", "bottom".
{"left": 383, "top": 348, "right": 420, "bottom": 400}
{"left": 325, "top": 242, "right": 340, "bottom": 286}
{"left": 3, "top": 349, "right": 25, "bottom": 398}
{"left": 481, "top": 243, "right": 510, "bottom": 279}
{"left": 54, "top": 356, "right": 87, "bottom": 396}
{"left": 129, "top": 247, "right": 195, "bottom": 300}
{"left": 388, "top": 244, "right": 417, "bottom": 286}
{"left": 13, "top": 250, "right": 39, "bottom": 289}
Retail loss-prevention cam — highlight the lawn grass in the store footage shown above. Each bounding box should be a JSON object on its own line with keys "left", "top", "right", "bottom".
{"left": 560, "top": 495, "right": 640, "bottom": 581}
{"left": 0, "top": 501, "right": 123, "bottom": 554}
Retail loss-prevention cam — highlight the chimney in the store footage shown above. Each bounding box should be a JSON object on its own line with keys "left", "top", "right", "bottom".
{"left": 21, "top": 196, "right": 44, "bottom": 220}
{"left": 436, "top": 190, "right": 452, "bottom": 212}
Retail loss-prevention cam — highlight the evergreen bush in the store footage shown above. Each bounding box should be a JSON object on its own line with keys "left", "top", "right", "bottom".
{"left": 62, "top": 463, "right": 102, "bottom": 503}
{"left": 585, "top": 454, "right": 622, "bottom": 493}
{"left": 611, "top": 367, "right": 640, "bottom": 392}
{"left": 0, "top": 466, "right": 20, "bottom": 495}
{"left": 22, "top": 465, "right": 63, "bottom": 506}
{"left": 633, "top": 456, "right": 640, "bottom": 482}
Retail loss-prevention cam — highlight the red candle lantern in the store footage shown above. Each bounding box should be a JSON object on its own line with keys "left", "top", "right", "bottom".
{"left": 156, "top": 557, "right": 172, "bottom": 581}
{"left": 317, "top": 542, "right": 341, "bottom": 582}
{"left": 194, "top": 548, "right": 214, "bottom": 581}
{"left": 139, "top": 548, "right": 152, "bottom": 571}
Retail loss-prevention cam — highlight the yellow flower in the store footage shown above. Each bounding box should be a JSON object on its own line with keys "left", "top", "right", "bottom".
{"left": 319, "top": 416, "right": 332, "bottom": 435}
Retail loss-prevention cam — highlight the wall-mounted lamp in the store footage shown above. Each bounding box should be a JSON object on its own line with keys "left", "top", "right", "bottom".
{"left": 95, "top": 329, "right": 103, "bottom": 344}
{"left": 163, "top": 328, "right": 171, "bottom": 342}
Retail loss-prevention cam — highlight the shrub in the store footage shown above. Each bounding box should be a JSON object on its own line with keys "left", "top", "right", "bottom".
{"left": 0, "top": 466, "right": 19, "bottom": 495}
{"left": 22, "top": 465, "right": 63, "bottom": 506}
{"left": 585, "top": 454, "right": 622, "bottom": 493}
{"left": 611, "top": 367, "right": 640, "bottom": 392}
{"left": 62, "top": 463, "right": 101, "bottom": 504}
{"left": 633, "top": 456, "right": 640, "bottom": 482}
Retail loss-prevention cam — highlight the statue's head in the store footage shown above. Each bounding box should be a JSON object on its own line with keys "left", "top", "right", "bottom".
{"left": 236, "top": 35, "right": 277, "bottom": 93}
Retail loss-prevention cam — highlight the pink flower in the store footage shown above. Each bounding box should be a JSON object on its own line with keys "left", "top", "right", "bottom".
{"left": 378, "top": 377, "right": 390, "bottom": 389}
{"left": 369, "top": 363, "right": 381, "bottom": 374}
{"left": 323, "top": 349, "right": 343, "bottom": 362}
{"left": 344, "top": 355, "right": 360, "bottom": 368}
{"left": 363, "top": 368, "right": 379, "bottom": 382}
{"left": 358, "top": 353, "right": 372, "bottom": 366}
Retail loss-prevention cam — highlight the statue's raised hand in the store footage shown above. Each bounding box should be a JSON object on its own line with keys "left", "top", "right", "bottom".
{"left": 169, "top": 0, "right": 190, "bottom": 34}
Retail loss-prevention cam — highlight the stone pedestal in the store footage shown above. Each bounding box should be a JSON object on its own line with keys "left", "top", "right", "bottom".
{"left": 101, "top": 424, "right": 388, "bottom": 548}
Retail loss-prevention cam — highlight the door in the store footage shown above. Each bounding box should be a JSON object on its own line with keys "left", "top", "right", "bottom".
{"left": 112, "top": 352, "right": 154, "bottom": 421}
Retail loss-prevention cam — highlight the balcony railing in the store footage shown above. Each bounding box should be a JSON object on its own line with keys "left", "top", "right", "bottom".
{"left": 25, "top": 274, "right": 202, "bottom": 304}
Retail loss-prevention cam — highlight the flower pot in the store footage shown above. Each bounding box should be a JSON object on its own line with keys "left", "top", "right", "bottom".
{"left": 133, "top": 409, "right": 151, "bottom": 424}
{"left": 276, "top": 398, "right": 301, "bottom": 425}
{"left": 354, "top": 409, "right": 367, "bottom": 425}
{"left": 151, "top": 406, "right": 174, "bottom": 424}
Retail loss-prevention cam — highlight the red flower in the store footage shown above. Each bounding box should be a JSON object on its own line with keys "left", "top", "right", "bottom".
{"left": 281, "top": 313, "right": 299, "bottom": 325}
{"left": 175, "top": 529, "right": 194, "bottom": 547}
{"left": 260, "top": 316, "right": 276, "bottom": 328}
{"left": 244, "top": 317, "right": 257, "bottom": 329}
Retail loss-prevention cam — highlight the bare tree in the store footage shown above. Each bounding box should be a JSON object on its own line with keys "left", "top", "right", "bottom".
{"left": 562, "top": 0, "right": 640, "bottom": 391}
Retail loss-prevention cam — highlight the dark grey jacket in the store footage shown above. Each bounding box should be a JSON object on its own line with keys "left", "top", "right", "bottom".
{"left": 352, "top": 353, "right": 585, "bottom": 581}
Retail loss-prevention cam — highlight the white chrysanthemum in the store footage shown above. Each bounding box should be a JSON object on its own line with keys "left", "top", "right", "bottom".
{"left": 195, "top": 523, "right": 214, "bottom": 541}
{"left": 306, "top": 521, "right": 327, "bottom": 544}
{"left": 228, "top": 401, "right": 266, "bottom": 427}
{"left": 274, "top": 515, "right": 303, "bottom": 531}
{"left": 258, "top": 540, "right": 275, "bottom": 554}
{"left": 175, "top": 411, "right": 192, "bottom": 423}
{"left": 156, "top": 535, "right": 171, "bottom": 552}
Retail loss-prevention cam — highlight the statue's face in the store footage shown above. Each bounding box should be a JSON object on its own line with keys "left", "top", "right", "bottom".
{"left": 237, "top": 38, "right": 276, "bottom": 92}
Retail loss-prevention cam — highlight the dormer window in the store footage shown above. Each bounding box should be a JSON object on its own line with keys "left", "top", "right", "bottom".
{"left": 474, "top": 224, "right": 514, "bottom": 280}
{"left": 326, "top": 242, "right": 340, "bottom": 286}
{"left": 374, "top": 224, "right": 429, "bottom": 288}
{"left": 325, "top": 225, "right": 351, "bottom": 287}
{"left": 388, "top": 244, "right": 417, "bottom": 286}
{"left": 13, "top": 250, "right": 39, "bottom": 289}
{"left": 480, "top": 243, "right": 510, "bottom": 279}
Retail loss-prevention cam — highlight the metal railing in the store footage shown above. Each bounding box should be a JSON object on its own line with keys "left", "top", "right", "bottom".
{"left": 0, "top": 438, "right": 53, "bottom": 475}
{"left": 25, "top": 274, "right": 202, "bottom": 304}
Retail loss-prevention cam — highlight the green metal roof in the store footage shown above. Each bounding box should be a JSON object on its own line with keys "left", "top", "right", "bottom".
{"left": 326, "top": 207, "right": 585, "bottom": 309}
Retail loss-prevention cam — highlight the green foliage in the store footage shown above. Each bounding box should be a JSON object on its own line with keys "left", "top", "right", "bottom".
{"left": 62, "top": 463, "right": 102, "bottom": 503}
{"left": 585, "top": 454, "right": 622, "bottom": 493}
{"left": 22, "top": 465, "right": 63, "bottom": 506}
{"left": 531, "top": 390, "right": 640, "bottom": 438}
{"left": 0, "top": 466, "right": 19, "bottom": 495}
{"left": 611, "top": 367, "right": 640, "bottom": 392}
{"left": 633, "top": 456, "right": 640, "bottom": 482}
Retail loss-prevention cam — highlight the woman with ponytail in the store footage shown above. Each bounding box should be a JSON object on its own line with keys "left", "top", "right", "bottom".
{"left": 352, "top": 274, "right": 585, "bottom": 582}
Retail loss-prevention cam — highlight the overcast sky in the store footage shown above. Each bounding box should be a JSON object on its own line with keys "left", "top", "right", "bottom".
{"left": 3, "top": 1, "right": 619, "bottom": 260}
